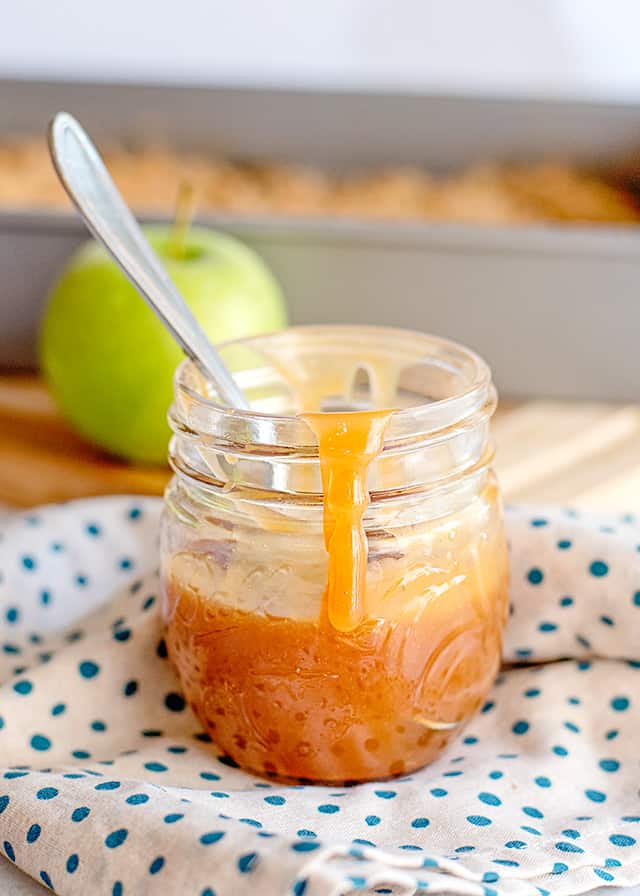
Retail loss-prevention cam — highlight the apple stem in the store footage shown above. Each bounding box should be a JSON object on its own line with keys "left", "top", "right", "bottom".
{"left": 168, "top": 181, "right": 196, "bottom": 260}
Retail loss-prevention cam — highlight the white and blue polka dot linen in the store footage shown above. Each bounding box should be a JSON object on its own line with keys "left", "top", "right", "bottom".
{"left": 0, "top": 498, "right": 638, "bottom": 896}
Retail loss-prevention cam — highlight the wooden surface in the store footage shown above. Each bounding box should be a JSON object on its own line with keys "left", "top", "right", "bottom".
{"left": 1, "top": 374, "right": 640, "bottom": 511}
{"left": 0, "top": 375, "right": 169, "bottom": 507}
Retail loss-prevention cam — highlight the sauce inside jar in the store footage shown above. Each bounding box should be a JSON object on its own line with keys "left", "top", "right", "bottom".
{"left": 163, "top": 331, "right": 509, "bottom": 783}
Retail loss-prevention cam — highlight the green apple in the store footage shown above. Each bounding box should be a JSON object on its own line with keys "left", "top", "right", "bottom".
{"left": 39, "top": 226, "right": 287, "bottom": 464}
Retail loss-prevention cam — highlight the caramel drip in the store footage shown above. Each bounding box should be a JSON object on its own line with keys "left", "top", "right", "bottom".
{"left": 301, "top": 410, "right": 393, "bottom": 632}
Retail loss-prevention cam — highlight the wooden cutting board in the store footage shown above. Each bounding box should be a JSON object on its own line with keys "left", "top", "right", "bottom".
{"left": 2, "top": 374, "right": 640, "bottom": 512}
{"left": 0, "top": 375, "right": 169, "bottom": 507}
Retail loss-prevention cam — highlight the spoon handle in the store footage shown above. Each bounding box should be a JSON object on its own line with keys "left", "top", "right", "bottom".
{"left": 48, "top": 112, "right": 250, "bottom": 411}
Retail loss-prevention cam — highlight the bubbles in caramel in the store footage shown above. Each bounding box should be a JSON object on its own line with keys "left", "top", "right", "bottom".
{"left": 162, "top": 326, "right": 509, "bottom": 783}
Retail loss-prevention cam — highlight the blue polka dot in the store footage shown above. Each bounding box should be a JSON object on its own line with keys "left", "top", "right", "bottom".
{"left": 149, "top": 857, "right": 164, "bottom": 874}
{"left": 238, "top": 853, "right": 258, "bottom": 873}
{"left": 144, "top": 762, "right": 167, "bottom": 773}
{"left": 610, "top": 834, "right": 636, "bottom": 847}
{"left": 522, "top": 826, "right": 541, "bottom": 836}
{"left": 105, "top": 829, "right": 128, "bottom": 848}
{"left": 562, "top": 829, "right": 580, "bottom": 839}
{"left": 600, "top": 759, "right": 620, "bottom": 772}
{"left": 164, "top": 692, "right": 186, "bottom": 711}
{"left": 590, "top": 560, "right": 608, "bottom": 577}
{"left": 538, "top": 622, "right": 557, "bottom": 633}
{"left": 365, "top": 815, "right": 380, "bottom": 826}
{"left": 292, "top": 841, "right": 320, "bottom": 852}
{"left": 126, "top": 793, "right": 148, "bottom": 805}
{"left": 478, "top": 792, "right": 501, "bottom": 806}
{"left": 50, "top": 703, "right": 66, "bottom": 717}
{"left": 481, "top": 701, "right": 494, "bottom": 713}
{"left": 633, "top": 591, "right": 640, "bottom": 607}
{"left": 467, "top": 815, "right": 492, "bottom": 826}
{"left": 611, "top": 696, "right": 630, "bottom": 711}
{"left": 66, "top": 854, "right": 79, "bottom": 873}
{"left": 13, "top": 680, "right": 32, "bottom": 696}
{"left": 72, "top": 749, "right": 90, "bottom": 760}
{"left": 123, "top": 680, "right": 138, "bottom": 696}
{"left": 200, "top": 832, "right": 225, "bottom": 845}
{"left": 431, "top": 788, "right": 447, "bottom": 797}
{"left": 79, "top": 661, "right": 99, "bottom": 679}
{"left": 524, "top": 688, "right": 541, "bottom": 698}
{"left": 21, "top": 555, "right": 36, "bottom": 571}
{"left": 523, "top": 806, "right": 543, "bottom": 818}
{"left": 411, "top": 818, "right": 430, "bottom": 828}
{"left": 91, "top": 720, "right": 107, "bottom": 732}
{"left": 199, "top": 771, "right": 220, "bottom": 781}
{"left": 530, "top": 518, "right": 548, "bottom": 527}
{"left": 96, "top": 781, "right": 120, "bottom": 791}
{"left": 5, "top": 607, "right": 19, "bottom": 624}
{"left": 535, "top": 776, "right": 551, "bottom": 788}
{"left": 374, "top": 790, "right": 396, "bottom": 799}
{"left": 36, "top": 787, "right": 58, "bottom": 800}
{"left": 594, "top": 869, "right": 614, "bottom": 882}
{"left": 112, "top": 884, "right": 123, "bottom": 896}
{"left": 557, "top": 539, "right": 572, "bottom": 549}
{"left": 265, "top": 795, "right": 286, "bottom": 805}
{"left": 113, "top": 629, "right": 131, "bottom": 642}
{"left": 71, "top": 807, "right": 90, "bottom": 822}
{"left": 30, "top": 735, "right": 51, "bottom": 751}
{"left": 209, "top": 791, "right": 229, "bottom": 798}
{"left": 556, "top": 842, "right": 584, "bottom": 853}
{"left": 605, "top": 858, "right": 623, "bottom": 867}
{"left": 552, "top": 863, "right": 569, "bottom": 874}
{"left": 560, "top": 596, "right": 574, "bottom": 607}
{"left": 483, "top": 872, "right": 499, "bottom": 883}
{"left": 293, "top": 881, "right": 307, "bottom": 896}
{"left": 26, "top": 824, "right": 41, "bottom": 843}
{"left": 164, "top": 813, "right": 183, "bottom": 823}
{"left": 3, "top": 841, "right": 15, "bottom": 862}
{"left": 318, "top": 804, "right": 340, "bottom": 813}
{"left": 128, "top": 506, "right": 142, "bottom": 520}
{"left": 606, "top": 729, "right": 619, "bottom": 740}
{"left": 85, "top": 523, "right": 101, "bottom": 536}
{"left": 489, "top": 771, "right": 503, "bottom": 780}
{"left": 600, "top": 615, "right": 614, "bottom": 626}
{"left": 39, "top": 871, "right": 53, "bottom": 889}
{"left": 512, "top": 720, "right": 529, "bottom": 735}
{"left": 75, "top": 574, "right": 88, "bottom": 587}
{"left": 505, "top": 840, "right": 527, "bottom": 849}
{"left": 527, "top": 568, "right": 544, "bottom": 585}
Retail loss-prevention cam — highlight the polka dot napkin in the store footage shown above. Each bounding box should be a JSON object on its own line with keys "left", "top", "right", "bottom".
{"left": 0, "top": 497, "right": 638, "bottom": 896}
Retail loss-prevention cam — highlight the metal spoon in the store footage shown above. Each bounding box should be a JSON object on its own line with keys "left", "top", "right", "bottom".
{"left": 47, "top": 111, "right": 250, "bottom": 411}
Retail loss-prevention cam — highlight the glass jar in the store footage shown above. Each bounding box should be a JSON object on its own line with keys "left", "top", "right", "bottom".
{"left": 161, "top": 325, "right": 508, "bottom": 784}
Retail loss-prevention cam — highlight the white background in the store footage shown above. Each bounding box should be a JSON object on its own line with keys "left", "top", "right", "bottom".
{"left": 1, "top": 0, "right": 640, "bottom": 99}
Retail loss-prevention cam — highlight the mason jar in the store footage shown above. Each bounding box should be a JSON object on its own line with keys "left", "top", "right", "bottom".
{"left": 161, "top": 325, "right": 508, "bottom": 784}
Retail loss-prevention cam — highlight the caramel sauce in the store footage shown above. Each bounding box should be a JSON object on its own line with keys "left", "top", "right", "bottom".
{"left": 300, "top": 410, "right": 393, "bottom": 632}
{"left": 163, "top": 358, "right": 509, "bottom": 783}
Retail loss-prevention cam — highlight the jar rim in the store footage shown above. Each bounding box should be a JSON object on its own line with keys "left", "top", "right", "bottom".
{"left": 173, "top": 325, "right": 493, "bottom": 448}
